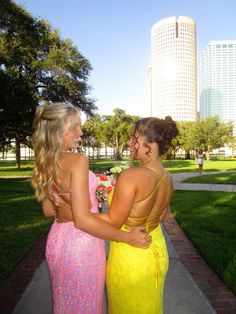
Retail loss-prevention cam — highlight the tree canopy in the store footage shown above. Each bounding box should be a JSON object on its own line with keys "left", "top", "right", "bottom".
{"left": 82, "top": 108, "right": 140, "bottom": 159}
{"left": 177, "top": 116, "right": 233, "bottom": 159}
{"left": 0, "top": 0, "right": 96, "bottom": 167}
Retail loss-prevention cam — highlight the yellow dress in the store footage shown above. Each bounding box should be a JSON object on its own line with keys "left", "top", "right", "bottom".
{"left": 106, "top": 166, "right": 169, "bottom": 314}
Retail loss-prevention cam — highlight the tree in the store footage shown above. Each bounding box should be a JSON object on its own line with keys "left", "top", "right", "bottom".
{"left": 192, "top": 116, "right": 233, "bottom": 160}
{"left": 0, "top": 71, "right": 37, "bottom": 167}
{"left": 228, "top": 137, "right": 236, "bottom": 158}
{"left": 177, "top": 121, "right": 196, "bottom": 158}
{"left": 82, "top": 114, "right": 103, "bottom": 157}
{"left": 0, "top": 0, "right": 95, "bottom": 169}
{"left": 96, "top": 109, "right": 140, "bottom": 160}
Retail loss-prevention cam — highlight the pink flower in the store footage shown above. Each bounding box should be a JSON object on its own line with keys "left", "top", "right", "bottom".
{"left": 110, "top": 175, "right": 117, "bottom": 186}
{"left": 97, "top": 174, "right": 109, "bottom": 181}
{"left": 97, "top": 184, "right": 106, "bottom": 192}
{"left": 106, "top": 186, "right": 113, "bottom": 194}
{"left": 96, "top": 174, "right": 114, "bottom": 204}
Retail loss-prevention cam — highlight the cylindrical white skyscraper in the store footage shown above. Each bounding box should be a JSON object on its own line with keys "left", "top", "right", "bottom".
{"left": 150, "top": 16, "right": 197, "bottom": 121}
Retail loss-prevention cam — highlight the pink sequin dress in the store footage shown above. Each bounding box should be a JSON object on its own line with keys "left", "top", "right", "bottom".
{"left": 46, "top": 171, "right": 106, "bottom": 314}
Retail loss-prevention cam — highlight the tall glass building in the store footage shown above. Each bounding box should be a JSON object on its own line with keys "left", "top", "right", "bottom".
{"left": 150, "top": 16, "right": 197, "bottom": 121}
{"left": 199, "top": 40, "right": 236, "bottom": 135}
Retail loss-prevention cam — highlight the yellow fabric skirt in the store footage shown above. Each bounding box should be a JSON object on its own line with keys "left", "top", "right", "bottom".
{"left": 106, "top": 224, "right": 169, "bottom": 314}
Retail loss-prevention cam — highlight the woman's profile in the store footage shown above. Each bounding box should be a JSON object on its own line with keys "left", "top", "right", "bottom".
{"left": 98, "top": 116, "right": 179, "bottom": 313}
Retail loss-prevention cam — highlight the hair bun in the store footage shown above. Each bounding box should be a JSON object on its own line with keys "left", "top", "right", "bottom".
{"left": 164, "top": 116, "right": 173, "bottom": 122}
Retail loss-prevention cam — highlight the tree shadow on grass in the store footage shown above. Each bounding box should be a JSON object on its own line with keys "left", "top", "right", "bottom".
{"left": 0, "top": 179, "right": 52, "bottom": 281}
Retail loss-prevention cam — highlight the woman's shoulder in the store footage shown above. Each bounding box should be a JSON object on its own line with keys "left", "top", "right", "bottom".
{"left": 63, "top": 152, "right": 88, "bottom": 169}
{"left": 118, "top": 166, "right": 172, "bottom": 190}
{"left": 65, "top": 152, "right": 87, "bottom": 160}
{"left": 115, "top": 166, "right": 139, "bottom": 184}
{"left": 119, "top": 165, "right": 156, "bottom": 181}
{"left": 120, "top": 165, "right": 141, "bottom": 176}
{"left": 162, "top": 169, "right": 173, "bottom": 183}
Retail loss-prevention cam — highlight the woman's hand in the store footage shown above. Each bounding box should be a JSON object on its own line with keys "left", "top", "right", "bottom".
{"left": 124, "top": 226, "right": 152, "bottom": 248}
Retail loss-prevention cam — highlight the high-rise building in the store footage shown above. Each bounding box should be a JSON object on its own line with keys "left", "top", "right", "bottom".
{"left": 199, "top": 40, "right": 236, "bottom": 135}
{"left": 150, "top": 16, "right": 197, "bottom": 121}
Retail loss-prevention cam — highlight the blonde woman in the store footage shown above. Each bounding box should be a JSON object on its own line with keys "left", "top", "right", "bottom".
{"left": 31, "top": 102, "right": 149, "bottom": 314}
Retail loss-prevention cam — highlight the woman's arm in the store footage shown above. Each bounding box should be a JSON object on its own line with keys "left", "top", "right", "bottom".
{"left": 69, "top": 155, "right": 149, "bottom": 248}
{"left": 159, "top": 206, "right": 170, "bottom": 221}
{"left": 98, "top": 169, "right": 136, "bottom": 228}
{"left": 160, "top": 174, "right": 173, "bottom": 221}
{"left": 42, "top": 198, "right": 56, "bottom": 218}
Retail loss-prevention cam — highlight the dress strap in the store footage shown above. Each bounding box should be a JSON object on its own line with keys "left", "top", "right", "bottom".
{"left": 141, "top": 165, "right": 160, "bottom": 176}
{"left": 127, "top": 213, "right": 161, "bottom": 229}
{"left": 51, "top": 182, "right": 70, "bottom": 206}
{"left": 134, "top": 167, "right": 163, "bottom": 204}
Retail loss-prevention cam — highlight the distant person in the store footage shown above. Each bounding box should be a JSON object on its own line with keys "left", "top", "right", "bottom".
{"left": 31, "top": 102, "right": 150, "bottom": 314}
{"left": 196, "top": 150, "right": 204, "bottom": 174}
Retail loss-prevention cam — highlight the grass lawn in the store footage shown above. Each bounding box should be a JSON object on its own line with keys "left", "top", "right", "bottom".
{"left": 184, "top": 171, "right": 236, "bottom": 184}
{"left": 1, "top": 158, "right": 236, "bottom": 292}
{"left": 171, "top": 190, "right": 236, "bottom": 294}
{"left": 163, "top": 158, "right": 236, "bottom": 173}
{"left": 0, "top": 178, "right": 52, "bottom": 281}
{"left": 0, "top": 160, "right": 34, "bottom": 176}
{"left": 0, "top": 158, "right": 236, "bottom": 176}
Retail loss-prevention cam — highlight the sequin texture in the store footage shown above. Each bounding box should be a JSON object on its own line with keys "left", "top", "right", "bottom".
{"left": 46, "top": 171, "right": 106, "bottom": 314}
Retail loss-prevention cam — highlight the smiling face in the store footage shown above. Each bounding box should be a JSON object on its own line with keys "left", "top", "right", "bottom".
{"left": 62, "top": 114, "right": 83, "bottom": 150}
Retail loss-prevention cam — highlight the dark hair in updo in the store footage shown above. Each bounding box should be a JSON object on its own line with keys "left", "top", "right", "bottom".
{"left": 132, "top": 116, "right": 179, "bottom": 157}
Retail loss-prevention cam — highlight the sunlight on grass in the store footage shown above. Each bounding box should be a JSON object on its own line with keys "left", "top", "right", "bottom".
{"left": 16, "top": 220, "right": 49, "bottom": 231}
{"left": 1, "top": 158, "right": 236, "bottom": 176}
{"left": 3, "top": 195, "right": 35, "bottom": 203}
{"left": 164, "top": 159, "right": 236, "bottom": 173}
{"left": 171, "top": 190, "right": 236, "bottom": 294}
{"left": 185, "top": 171, "right": 236, "bottom": 184}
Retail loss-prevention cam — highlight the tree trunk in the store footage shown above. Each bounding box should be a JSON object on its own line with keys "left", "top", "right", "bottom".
{"left": 232, "top": 143, "right": 235, "bottom": 159}
{"left": 114, "top": 150, "right": 122, "bottom": 160}
{"left": 185, "top": 150, "right": 190, "bottom": 159}
{"left": 114, "top": 133, "right": 122, "bottom": 160}
{"left": 118, "top": 141, "right": 125, "bottom": 159}
{"left": 206, "top": 146, "right": 210, "bottom": 161}
{"left": 15, "top": 137, "right": 21, "bottom": 170}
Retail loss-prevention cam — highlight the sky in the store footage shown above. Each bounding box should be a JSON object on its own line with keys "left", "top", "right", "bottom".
{"left": 15, "top": 0, "right": 236, "bottom": 117}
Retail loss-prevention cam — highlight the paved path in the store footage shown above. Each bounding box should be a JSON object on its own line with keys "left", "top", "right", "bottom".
{"left": 2, "top": 171, "right": 236, "bottom": 313}
{"left": 13, "top": 229, "right": 216, "bottom": 314}
{"left": 173, "top": 171, "right": 236, "bottom": 192}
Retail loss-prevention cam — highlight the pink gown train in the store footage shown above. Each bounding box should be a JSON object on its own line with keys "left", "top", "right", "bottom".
{"left": 46, "top": 171, "right": 106, "bottom": 314}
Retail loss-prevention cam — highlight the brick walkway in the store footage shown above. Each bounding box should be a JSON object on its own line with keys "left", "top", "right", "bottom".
{"left": 0, "top": 211, "right": 236, "bottom": 314}
{"left": 0, "top": 235, "right": 47, "bottom": 314}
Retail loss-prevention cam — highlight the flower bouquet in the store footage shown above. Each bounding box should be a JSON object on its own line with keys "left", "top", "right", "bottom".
{"left": 106, "top": 161, "right": 132, "bottom": 206}
{"left": 96, "top": 173, "right": 116, "bottom": 212}
{"left": 96, "top": 162, "right": 132, "bottom": 211}
{"left": 109, "top": 161, "right": 132, "bottom": 179}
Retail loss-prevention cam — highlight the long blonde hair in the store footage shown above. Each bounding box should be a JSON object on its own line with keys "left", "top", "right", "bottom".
{"left": 31, "top": 102, "right": 81, "bottom": 201}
